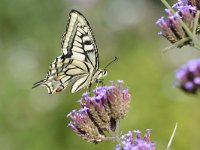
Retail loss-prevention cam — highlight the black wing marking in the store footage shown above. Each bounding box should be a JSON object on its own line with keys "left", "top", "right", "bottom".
{"left": 61, "top": 10, "right": 99, "bottom": 71}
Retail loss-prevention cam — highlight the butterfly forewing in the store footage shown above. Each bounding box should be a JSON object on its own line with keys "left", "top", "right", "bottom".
{"left": 61, "top": 10, "right": 99, "bottom": 70}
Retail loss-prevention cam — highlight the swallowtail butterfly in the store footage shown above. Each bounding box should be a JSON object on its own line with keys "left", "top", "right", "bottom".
{"left": 33, "top": 10, "right": 111, "bottom": 94}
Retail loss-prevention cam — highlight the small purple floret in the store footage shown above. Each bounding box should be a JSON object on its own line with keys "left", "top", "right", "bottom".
{"left": 116, "top": 129, "right": 155, "bottom": 150}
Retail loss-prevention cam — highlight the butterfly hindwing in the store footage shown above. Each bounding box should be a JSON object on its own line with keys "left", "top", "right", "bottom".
{"left": 33, "top": 57, "right": 94, "bottom": 94}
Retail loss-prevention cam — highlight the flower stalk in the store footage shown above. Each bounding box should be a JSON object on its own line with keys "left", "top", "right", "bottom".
{"left": 167, "top": 123, "right": 178, "bottom": 150}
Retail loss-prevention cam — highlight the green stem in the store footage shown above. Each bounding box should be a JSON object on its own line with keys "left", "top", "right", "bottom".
{"left": 194, "top": 45, "right": 200, "bottom": 50}
{"left": 116, "top": 119, "right": 120, "bottom": 135}
{"left": 161, "top": 0, "right": 176, "bottom": 14}
{"left": 108, "top": 121, "right": 123, "bottom": 147}
{"left": 162, "top": 37, "right": 190, "bottom": 53}
{"left": 167, "top": 123, "right": 178, "bottom": 150}
{"left": 108, "top": 129, "right": 121, "bottom": 144}
{"left": 193, "top": 11, "right": 200, "bottom": 50}
{"left": 193, "top": 40, "right": 200, "bottom": 50}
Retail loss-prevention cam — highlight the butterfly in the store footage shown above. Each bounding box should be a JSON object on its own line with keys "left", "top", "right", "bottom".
{"left": 33, "top": 10, "right": 116, "bottom": 94}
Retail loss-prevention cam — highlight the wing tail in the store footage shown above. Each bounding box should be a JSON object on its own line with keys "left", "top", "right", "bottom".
{"left": 32, "top": 79, "right": 45, "bottom": 88}
{"left": 33, "top": 79, "right": 55, "bottom": 94}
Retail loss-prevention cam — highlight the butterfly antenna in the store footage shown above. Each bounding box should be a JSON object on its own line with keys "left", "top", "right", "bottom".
{"left": 105, "top": 57, "right": 118, "bottom": 70}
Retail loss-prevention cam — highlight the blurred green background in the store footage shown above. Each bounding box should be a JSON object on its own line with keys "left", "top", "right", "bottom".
{"left": 1, "top": 0, "right": 200, "bottom": 149}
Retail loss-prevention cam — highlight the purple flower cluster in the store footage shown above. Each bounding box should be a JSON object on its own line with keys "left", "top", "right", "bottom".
{"left": 176, "top": 58, "right": 200, "bottom": 93}
{"left": 116, "top": 129, "right": 155, "bottom": 150}
{"left": 68, "top": 80, "right": 131, "bottom": 143}
{"left": 156, "top": 0, "right": 200, "bottom": 47}
{"left": 68, "top": 108, "right": 105, "bottom": 143}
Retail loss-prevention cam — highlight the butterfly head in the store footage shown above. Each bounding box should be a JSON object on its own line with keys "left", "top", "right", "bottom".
{"left": 91, "top": 69, "right": 107, "bottom": 83}
{"left": 101, "top": 69, "right": 108, "bottom": 78}
{"left": 97, "top": 69, "right": 108, "bottom": 79}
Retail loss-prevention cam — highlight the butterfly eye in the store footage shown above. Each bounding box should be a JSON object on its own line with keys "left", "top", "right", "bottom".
{"left": 103, "top": 71, "right": 107, "bottom": 76}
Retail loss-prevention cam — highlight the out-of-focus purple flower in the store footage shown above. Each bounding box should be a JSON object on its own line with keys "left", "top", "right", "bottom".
{"left": 175, "top": 58, "right": 200, "bottom": 93}
{"left": 116, "top": 129, "right": 155, "bottom": 150}
{"left": 68, "top": 80, "right": 132, "bottom": 143}
{"left": 156, "top": 1, "right": 199, "bottom": 47}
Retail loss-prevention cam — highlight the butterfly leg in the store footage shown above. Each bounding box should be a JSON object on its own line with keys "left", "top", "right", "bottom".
{"left": 96, "top": 79, "right": 104, "bottom": 87}
{"left": 88, "top": 83, "right": 92, "bottom": 94}
{"left": 99, "top": 79, "right": 105, "bottom": 86}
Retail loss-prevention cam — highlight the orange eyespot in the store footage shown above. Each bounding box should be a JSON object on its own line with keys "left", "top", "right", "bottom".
{"left": 56, "top": 86, "right": 63, "bottom": 92}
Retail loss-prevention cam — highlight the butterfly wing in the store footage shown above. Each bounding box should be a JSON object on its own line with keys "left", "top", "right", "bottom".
{"left": 33, "top": 56, "right": 93, "bottom": 94}
{"left": 61, "top": 10, "right": 99, "bottom": 71}
{"left": 33, "top": 10, "right": 101, "bottom": 94}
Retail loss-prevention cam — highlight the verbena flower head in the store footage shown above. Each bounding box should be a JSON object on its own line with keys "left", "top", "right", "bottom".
{"left": 81, "top": 80, "right": 131, "bottom": 130}
{"left": 67, "top": 108, "right": 105, "bottom": 143}
{"left": 175, "top": 58, "right": 200, "bottom": 93}
{"left": 116, "top": 129, "right": 155, "bottom": 150}
{"left": 156, "top": 1, "right": 199, "bottom": 47}
{"left": 68, "top": 80, "right": 131, "bottom": 143}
